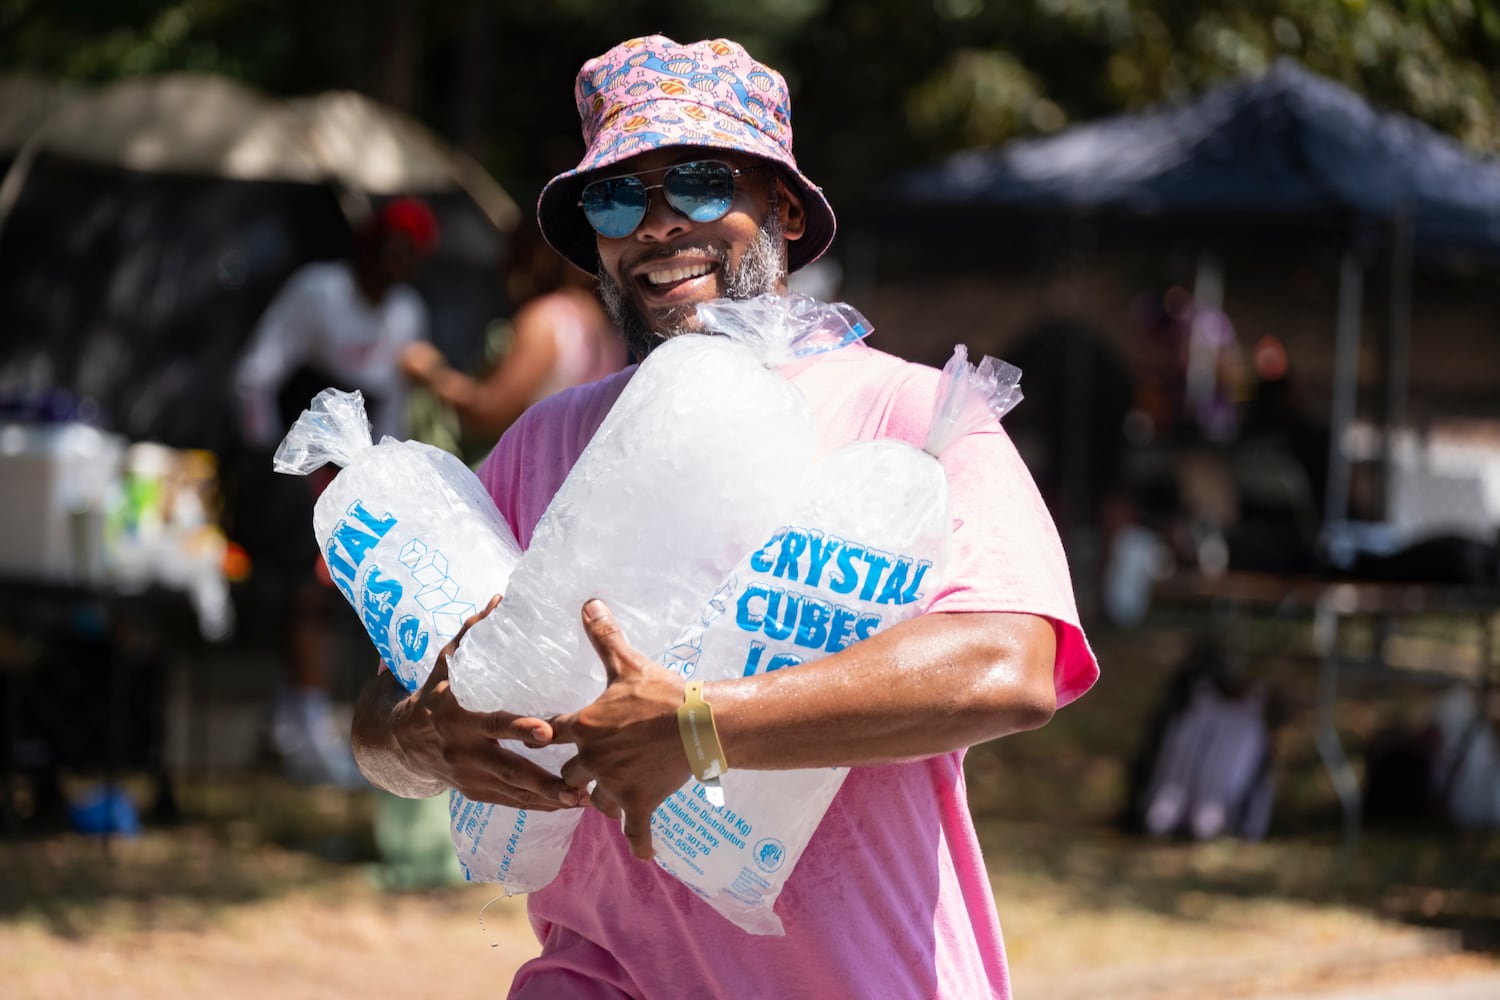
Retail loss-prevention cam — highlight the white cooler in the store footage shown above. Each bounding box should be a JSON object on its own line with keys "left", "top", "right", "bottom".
{"left": 0, "top": 422, "right": 124, "bottom": 583}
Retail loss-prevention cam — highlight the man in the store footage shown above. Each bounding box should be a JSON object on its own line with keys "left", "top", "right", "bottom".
{"left": 352, "top": 36, "right": 1098, "bottom": 999}
{"left": 235, "top": 197, "right": 439, "bottom": 786}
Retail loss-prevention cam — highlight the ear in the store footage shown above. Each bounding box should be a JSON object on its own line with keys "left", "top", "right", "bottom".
{"left": 776, "top": 177, "right": 807, "bottom": 243}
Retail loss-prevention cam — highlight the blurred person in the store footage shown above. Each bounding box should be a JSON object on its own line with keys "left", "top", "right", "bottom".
{"left": 1131, "top": 285, "right": 1247, "bottom": 444}
{"left": 1239, "top": 334, "right": 1330, "bottom": 515}
{"left": 351, "top": 35, "right": 1098, "bottom": 999}
{"left": 399, "top": 219, "right": 625, "bottom": 444}
{"left": 1004, "top": 316, "right": 1138, "bottom": 622}
{"left": 232, "top": 197, "right": 439, "bottom": 786}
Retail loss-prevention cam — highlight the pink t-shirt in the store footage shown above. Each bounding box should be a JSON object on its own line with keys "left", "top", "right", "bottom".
{"left": 477, "top": 340, "right": 1098, "bottom": 1000}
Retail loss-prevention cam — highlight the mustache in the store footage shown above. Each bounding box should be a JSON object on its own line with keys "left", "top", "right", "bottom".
{"left": 622, "top": 244, "right": 727, "bottom": 271}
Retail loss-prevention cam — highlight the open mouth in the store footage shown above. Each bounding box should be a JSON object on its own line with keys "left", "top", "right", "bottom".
{"left": 636, "top": 259, "right": 719, "bottom": 295}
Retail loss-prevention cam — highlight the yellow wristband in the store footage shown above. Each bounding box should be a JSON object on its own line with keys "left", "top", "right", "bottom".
{"left": 677, "top": 681, "right": 728, "bottom": 783}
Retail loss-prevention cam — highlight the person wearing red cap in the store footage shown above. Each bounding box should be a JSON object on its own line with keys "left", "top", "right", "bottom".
{"left": 352, "top": 36, "right": 1097, "bottom": 998}
{"left": 236, "top": 196, "right": 440, "bottom": 787}
{"left": 235, "top": 196, "right": 440, "bottom": 448}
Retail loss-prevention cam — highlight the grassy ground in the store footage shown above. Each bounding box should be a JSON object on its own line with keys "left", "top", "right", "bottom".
{"left": 2, "top": 610, "right": 1498, "bottom": 998}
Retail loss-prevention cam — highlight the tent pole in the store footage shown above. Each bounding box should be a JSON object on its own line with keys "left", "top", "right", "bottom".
{"left": 1186, "top": 249, "right": 1225, "bottom": 432}
{"left": 1324, "top": 252, "right": 1364, "bottom": 529}
{"left": 0, "top": 131, "right": 44, "bottom": 248}
{"left": 1380, "top": 208, "right": 1412, "bottom": 522}
{"left": 1058, "top": 214, "right": 1096, "bottom": 599}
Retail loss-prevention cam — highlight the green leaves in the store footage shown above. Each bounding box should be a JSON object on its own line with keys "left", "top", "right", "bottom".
{"left": 3, "top": 0, "right": 1495, "bottom": 205}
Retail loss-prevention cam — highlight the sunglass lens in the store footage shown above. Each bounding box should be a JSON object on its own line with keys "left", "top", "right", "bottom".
{"left": 582, "top": 177, "right": 648, "bottom": 239}
{"left": 664, "top": 161, "right": 736, "bottom": 222}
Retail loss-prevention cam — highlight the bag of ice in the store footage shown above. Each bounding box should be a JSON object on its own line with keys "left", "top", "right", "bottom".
{"left": 444, "top": 293, "right": 869, "bottom": 892}
{"left": 647, "top": 345, "right": 1023, "bottom": 934}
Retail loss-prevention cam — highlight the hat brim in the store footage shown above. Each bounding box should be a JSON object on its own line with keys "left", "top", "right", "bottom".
{"left": 537, "top": 101, "right": 835, "bottom": 276}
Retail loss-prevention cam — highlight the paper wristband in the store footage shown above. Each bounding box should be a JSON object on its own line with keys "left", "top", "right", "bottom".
{"left": 677, "top": 681, "right": 728, "bottom": 782}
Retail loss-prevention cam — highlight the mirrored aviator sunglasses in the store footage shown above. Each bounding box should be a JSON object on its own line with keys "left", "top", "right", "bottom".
{"left": 579, "top": 160, "right": 761, "bottom": 239}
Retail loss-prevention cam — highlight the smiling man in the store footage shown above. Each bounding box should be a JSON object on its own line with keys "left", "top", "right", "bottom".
{"left": 351, "top": 35, "right": 1098, "bottom": 1000}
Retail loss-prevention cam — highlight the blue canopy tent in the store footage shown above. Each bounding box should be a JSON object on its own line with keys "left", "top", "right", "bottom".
{"left": 889, "top": 58, "right": 1500, "bottom": 530}
{"left": 890, "top": 58, "right": 1500, "bottom": 258}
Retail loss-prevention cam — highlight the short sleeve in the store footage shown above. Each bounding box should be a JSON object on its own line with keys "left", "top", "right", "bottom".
{"left": 879, "top": 369, "right": 1099, "bottom": 708}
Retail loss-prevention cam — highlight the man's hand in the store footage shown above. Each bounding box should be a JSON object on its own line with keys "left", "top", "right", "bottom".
{"left": 372, "top": 595, "right": 588, "bottom": 810}
{"left": 551, "top": 599, "right": 692, "bottom": 860}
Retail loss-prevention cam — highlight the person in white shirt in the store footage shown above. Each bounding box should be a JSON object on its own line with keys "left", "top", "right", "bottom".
{"left": 234, "top": 197, "right": 439, "bottom": 786}
{"left": 234, "top": 198, "right": 437, "bottom": 446}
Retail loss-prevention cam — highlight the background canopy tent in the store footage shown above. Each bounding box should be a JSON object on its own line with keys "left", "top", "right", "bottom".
{"left": 890, "top": 58, "right": 1500, "bottom": 260}
{"left": 889, "top": 58, "right": 1500, "bottom": 531}
{"left": 0, "top": 72, "right": 518, "bottom": 231}
{"left": 0, "top": 72, "right": 519, "bottom": 451}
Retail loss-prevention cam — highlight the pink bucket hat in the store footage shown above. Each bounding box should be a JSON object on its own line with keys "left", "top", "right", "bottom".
{"left": 536, "top": 35, "right": 836, "bottom": 275}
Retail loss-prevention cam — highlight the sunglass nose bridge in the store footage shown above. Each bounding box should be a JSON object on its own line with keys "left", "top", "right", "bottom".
{"left": 631, "top": 181, "right": 697, "bottom": 237}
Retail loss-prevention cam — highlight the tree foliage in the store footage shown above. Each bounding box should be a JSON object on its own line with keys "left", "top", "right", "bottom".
{"left": 3, "top": 0, "right": 1496, "bottom": 201}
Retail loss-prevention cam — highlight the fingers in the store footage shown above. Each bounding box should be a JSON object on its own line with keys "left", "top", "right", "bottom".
{"left": 460, "top": 750, "right": 587, "bottom": 810}
{"left": 581, "top": 599, "right": 629, "bottom": 682}
{"left": 590, "top": 784, "right": 621, "bottom": 820}
{"left": 580, "top": 780, "right": 643, "bottom": 860}
{"left": 452, "top": 593, "right": 503, "bottom": 651}
{"left": 559, "top": 754, "right": 655, "bottom": 861}
{"left": 460, "top": 779, "right": 584, "bottom": 812}
{"left": 621, "top": 808, "right": 655, "bottom": 860}
{"left": 431, "top": 593, "right": 503, "bottom": 682}
{"left": 465, "top": 593, "right": 504, "bottom": 632}
{"left": 478, "top": 712, "right": 553, "bottom": 745}
{"left": 559, "top": 753, "right": 591, "bottom": 791}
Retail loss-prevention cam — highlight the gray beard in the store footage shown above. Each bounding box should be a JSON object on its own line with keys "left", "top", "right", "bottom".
{"left": 597, "top": 211, "right": 786, "bottom": 361}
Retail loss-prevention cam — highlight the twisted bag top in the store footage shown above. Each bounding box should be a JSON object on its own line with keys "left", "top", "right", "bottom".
{"left": 537, "top": 34, "right": 837, "bottom": 274}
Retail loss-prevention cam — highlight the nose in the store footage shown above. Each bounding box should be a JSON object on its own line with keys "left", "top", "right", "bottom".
{"left": 632, "top": 186, "right": 690, "bottom": 243}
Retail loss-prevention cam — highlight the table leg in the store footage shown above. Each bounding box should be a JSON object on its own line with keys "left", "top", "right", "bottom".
{"left": 102, "top": 630, "right": 122, "bottom": 852}
{"left": 1313, "top": 594, "right": 1362, "bottom": 852}
{"left": 1, "top": 666, "right": 17, "bottom": 836}
{"left": 1482, "top": 613, "right": 1496, "bottom": 707}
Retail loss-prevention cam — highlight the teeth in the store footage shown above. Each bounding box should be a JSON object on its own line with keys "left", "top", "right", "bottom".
{"left": 644, "top": 263, "right": 712, "bottom": 286}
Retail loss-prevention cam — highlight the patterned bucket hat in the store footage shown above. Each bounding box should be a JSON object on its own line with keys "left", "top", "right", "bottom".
{"left": 537, "top": 35, "right": 836, "bottom": 275}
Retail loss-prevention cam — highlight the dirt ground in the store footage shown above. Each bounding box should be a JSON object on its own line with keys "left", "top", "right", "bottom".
{"left": 3, "top": 618, "right": 1498, "bottom": 998}
{"left": 2, "top": 819, "right": 1497, "bottom": 1000}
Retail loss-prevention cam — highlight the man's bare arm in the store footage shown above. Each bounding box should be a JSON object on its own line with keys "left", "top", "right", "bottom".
{"left": 552, "top": 600, "right": 1057, "bottom": 857}
{"left": 712, "top": 609, "right": 1057, "bottom": 767}
{"left": 350, "top": 598, "right": 587, "bottom": 810}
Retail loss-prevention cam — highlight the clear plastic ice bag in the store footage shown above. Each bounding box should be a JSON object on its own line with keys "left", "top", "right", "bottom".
{"left": 444, "top": 294, "right": 869, "bottom": 892}
{"left": 646, "top": 344, "right": 1023, "bottom": 934}
{"left": 274, "top": 388, "right": 523, "bottom": 694}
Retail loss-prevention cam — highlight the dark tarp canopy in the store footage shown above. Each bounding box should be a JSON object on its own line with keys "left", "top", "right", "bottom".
{"left": 889, "top": 58, "right": 1500, "bottom": 261}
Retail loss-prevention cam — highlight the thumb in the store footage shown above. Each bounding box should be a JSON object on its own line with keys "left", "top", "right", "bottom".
{"left": 581, "top": 599, "right": 631, "bottom": 683}
{"left": 438, "top": 592, "right": 503, "bottom": 664}
{"left": 479, "top": 712, "right": 552, "bottom": 745}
